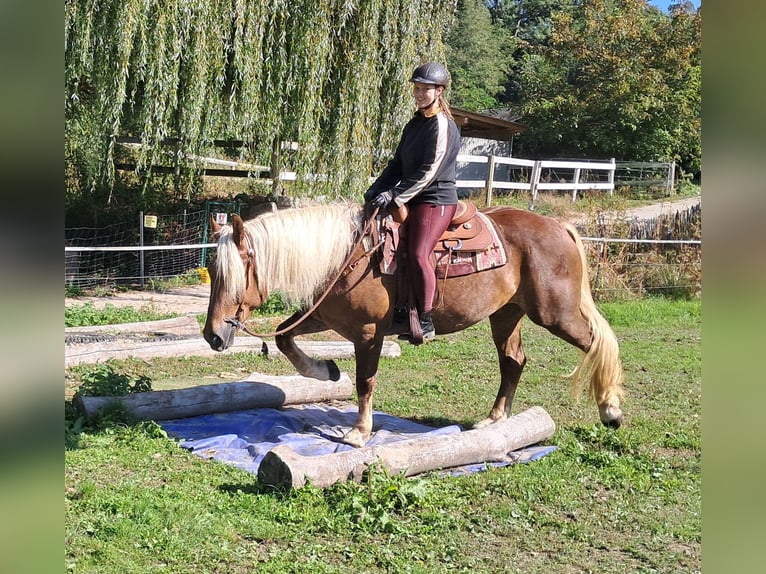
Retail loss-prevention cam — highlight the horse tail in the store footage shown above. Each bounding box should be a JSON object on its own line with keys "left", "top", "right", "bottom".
{"left": 562, "top": 222, "right": 625, "bottom": 415}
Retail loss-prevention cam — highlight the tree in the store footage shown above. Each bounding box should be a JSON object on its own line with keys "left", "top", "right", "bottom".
{"left": 65, "top": 0, "right": 458, "bottom": 211}
{"left": 445, "top": 0, "right": 516, "bottom": 111}
{"left": 511, "top": 0, "right": 700, "bottom": 176}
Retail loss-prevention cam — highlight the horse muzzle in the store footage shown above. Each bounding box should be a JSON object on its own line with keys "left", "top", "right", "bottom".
{"left": 203, "top": 321, "right": 236, "bottom": 351}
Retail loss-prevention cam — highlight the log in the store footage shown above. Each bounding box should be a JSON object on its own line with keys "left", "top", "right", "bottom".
{"left": 65, "top": 337, "right": 401, "bottom": 367}
{"left": 65, "top": 315, "right": 201, "bottom": 338}
{"left": 258, "top": 406, "right": 556, "bottom": 489}
{"left": 74, "top": 371, "right": 354, "bottom": 422}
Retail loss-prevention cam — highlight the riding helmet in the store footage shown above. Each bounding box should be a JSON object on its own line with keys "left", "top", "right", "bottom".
{"left": 409, "top": 62, "right": 449, "bottom": 87}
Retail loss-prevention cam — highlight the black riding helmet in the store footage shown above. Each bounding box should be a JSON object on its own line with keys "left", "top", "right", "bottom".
{"left": 409, "top": 62, "right": 449, "bottom": 87}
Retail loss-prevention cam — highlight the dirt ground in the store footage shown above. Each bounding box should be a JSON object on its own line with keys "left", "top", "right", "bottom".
{"left": 64, "top": 195, "right": 700, "bottom": 315}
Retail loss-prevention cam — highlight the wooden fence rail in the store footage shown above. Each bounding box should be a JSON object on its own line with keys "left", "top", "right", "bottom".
{"left": 456, "top": 155, "right": 617, "bottom": 206}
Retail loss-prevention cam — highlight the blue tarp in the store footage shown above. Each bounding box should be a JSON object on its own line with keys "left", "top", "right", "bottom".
{"left": 160, "top": 403, "right": 556, "bottom": 478}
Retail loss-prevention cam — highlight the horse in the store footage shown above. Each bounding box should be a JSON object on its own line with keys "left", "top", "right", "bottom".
{"left": 203, "top": 202, "right": 624, "bottom": 447}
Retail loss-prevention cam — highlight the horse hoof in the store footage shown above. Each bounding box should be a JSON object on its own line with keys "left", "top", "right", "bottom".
{"left": 602, "top": 416, "right": 623, "bottom": 429}
{"left": 599, "top": 404, "right": 623, "bottom": 429}
{"left": 342, "top": 429, "right": 367, "bottom": 448}
{"left": 327, "top": 360, "right": 341, "bottom": 382}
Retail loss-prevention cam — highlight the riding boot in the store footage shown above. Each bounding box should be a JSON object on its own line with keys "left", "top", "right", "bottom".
{"left": 398, "top": 311, "right": 436, "bottom": 344}
{"left": 419, "top": 311, "right": 436, "bottom": 342}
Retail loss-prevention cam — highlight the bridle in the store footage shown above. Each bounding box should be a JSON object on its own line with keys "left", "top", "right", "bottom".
{"left": 223, "top": 207, "right": 381, "bottom": 339}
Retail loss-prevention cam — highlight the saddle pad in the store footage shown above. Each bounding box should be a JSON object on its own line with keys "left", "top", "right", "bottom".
{"left": 434, "top": 212, "right": 507, "bottom": 278}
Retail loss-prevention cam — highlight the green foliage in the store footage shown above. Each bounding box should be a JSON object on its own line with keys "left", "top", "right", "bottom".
{"left": 513, "top": 0, "right": 700, "bottom": 173}
{"left": 65, "top": 0, "right": 457, "bottom": 205}
{"left": 65, "top": 302, "right": 175, "bottom": 327}
{"left": 75, "top": 364, "right": 153, "bottom": 397}
{"left": 446, "top": 0, "right": 515, "bottom": 110}
{"left": 251, "top": 291, "right": 297, "bottom": 315}
{"left": 324, "top": 465, "right": 430, "bottom": 534}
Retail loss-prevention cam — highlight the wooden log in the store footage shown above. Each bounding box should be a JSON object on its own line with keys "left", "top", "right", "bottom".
{"left": 65, "top": 315, "right": 201, "bottom": 338}
{"left": 258, "top": 406, "right": 555, "bottom": 489}
{"left": 65, "top": 335, "right": 264, "bottom": 367}
{"left": 65, "top": 337, "right": 401, "bottom": 367}
{"left": 74, "top": 372, "right": 354, "bottom": 422}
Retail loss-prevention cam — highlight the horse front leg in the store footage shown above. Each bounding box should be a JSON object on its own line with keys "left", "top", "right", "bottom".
{"left": 274, "top": 312, "right": 340, "bottom": 381}
{"left": 342, "top": 329, "right": 385, "bottom": 447}
{"left": 475, "top": 308, "right": 526, "bottom": 428}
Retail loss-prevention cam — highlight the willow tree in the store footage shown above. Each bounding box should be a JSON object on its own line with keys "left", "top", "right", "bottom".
{"left": 65, "top": 0, "right": 457, "bottom": 205}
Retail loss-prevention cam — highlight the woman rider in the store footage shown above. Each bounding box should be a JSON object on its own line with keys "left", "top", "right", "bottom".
{"left": 364, "top": 62, "right": 461, "bottom": 343}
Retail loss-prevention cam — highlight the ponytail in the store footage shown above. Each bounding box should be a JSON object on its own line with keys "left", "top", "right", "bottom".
{"left": 438, "top": 94, "right": 453, "bottom": 120}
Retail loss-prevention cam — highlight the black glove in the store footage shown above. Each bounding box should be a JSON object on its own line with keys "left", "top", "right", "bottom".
{"left": 370, "top": 190, "right": 394, "bottom": 209}
{"left": 363, "top": 186, "right": 379, "bottom": 203}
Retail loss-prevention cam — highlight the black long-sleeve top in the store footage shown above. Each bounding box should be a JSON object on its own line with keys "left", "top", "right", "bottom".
{"left": 368, "top": 109, "right": 461, "bottom": 207}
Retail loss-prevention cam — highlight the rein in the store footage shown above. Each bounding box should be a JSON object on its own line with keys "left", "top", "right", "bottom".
{"left": 224, "top": 206, "right": 381, "bottom": 339}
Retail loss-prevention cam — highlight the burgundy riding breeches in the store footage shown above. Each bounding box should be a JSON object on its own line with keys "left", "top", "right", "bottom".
{"left": 406, "top": 202, "right": 457, "bottom": 313}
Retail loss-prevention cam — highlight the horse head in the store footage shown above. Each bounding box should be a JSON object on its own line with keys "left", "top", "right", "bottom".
{"left": 203, "top": 214, "right": 268, "bottom": 351}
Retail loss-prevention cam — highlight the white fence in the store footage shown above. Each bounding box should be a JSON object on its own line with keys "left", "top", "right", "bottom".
{"left": 456, "top": 155, "right": 616, "bottom": 206}
{"left": 66, "top": 154, "right": 684, "bottom": 290}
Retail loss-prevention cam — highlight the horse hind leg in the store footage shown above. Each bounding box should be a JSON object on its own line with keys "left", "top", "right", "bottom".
{"left": 533, "top": 303, "right": 624, "bottom": 428}
{"left": 524, "top": 222, "right": 625, "bottom": 428}
{"left": 562, "top": 221, "right": 625, "bottom": 428}
{"left": 568, "top": 308, "right": 625, "bottom": 429}
{"left": 475, "top": 307, "right": 526, "bottom": 428}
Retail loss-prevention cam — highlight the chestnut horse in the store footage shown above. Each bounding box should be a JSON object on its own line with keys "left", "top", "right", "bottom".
{"left": 203, "top": 202, "right": 624, "bottom": 447}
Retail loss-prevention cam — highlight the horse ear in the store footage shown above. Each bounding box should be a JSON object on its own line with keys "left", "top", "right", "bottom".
{"left": 231, "top": 214, "right": 246, "bottom": 249}
{"left": 209, "top": 215, "right": 222, "bottom": 240}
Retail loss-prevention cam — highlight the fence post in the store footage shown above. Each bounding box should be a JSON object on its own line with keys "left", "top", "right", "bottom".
{"left": 530, "top": 161, "right": 542, "bottom": 206}
{"left": 485, "top": 154, "right": 496, "bottom": 207}
{"left": 139, "top": 211, "right": 145, "bottom": 287}
{"left": 667, "top": 161, "right": 676, "bottom": 195}
{"left": 609, "top": 158, "right": 615, "bottom": 196}
{"left": 572, "top": 167, "right": 581, "bottom": 202}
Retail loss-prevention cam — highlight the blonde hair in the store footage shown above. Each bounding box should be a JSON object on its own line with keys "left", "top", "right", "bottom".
{"left": 438, "top": 94, "right": 454, "bottom": 120}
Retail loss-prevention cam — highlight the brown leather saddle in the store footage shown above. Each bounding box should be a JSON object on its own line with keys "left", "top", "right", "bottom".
{"left": 377, "top": 200, "right": 507, "bottom": 279}
{"left": 438, "top": 200, "right": 495, "bottom": 252}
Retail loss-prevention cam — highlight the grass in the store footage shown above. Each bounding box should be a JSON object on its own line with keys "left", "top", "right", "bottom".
{"left": 65, "top": 302, "right": 177, "bottom": 327}
{"left": 65, "top": 298, "right": 701, "bottom": 573}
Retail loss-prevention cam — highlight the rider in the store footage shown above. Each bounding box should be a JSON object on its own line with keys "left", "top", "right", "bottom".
{"left": 364, "top": 62, "right": 461, "bottom": 342}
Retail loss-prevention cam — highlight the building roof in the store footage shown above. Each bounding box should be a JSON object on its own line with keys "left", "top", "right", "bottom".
{"left": 451, "top": 107, "right": 527, "bottom": 140}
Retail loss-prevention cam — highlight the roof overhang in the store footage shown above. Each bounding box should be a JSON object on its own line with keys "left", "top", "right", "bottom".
{"left": 452, "top": 107, "right": 527, "bottom": 140}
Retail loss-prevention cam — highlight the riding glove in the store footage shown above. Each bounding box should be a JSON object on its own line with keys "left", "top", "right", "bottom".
{"left": 370, "top": 190, "right": 395, "bottom": 209}
{"left": 363, "top": 186, "right": 380, "bottom": 203}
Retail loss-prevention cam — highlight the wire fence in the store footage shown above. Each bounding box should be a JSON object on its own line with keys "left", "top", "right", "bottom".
{"left": 65, "top": 205, "right": 701, "bottom": 300}
{"left": 65, "top": 210, "right": 210, "bottom": 288}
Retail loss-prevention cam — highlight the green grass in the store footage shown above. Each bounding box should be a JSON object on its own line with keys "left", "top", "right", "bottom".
{"left": 65, "top": 299, "right": 701, "bottom": 573}
{"left": 65, "top": 302, "right": 177, "bottom": 327}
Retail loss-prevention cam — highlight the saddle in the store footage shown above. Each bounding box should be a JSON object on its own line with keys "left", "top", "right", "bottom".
{"left": 377, "top": 200, "right": 507, "bottom": 280}
{"left": 438, "top": 200, "right": 493, "bottom": 252}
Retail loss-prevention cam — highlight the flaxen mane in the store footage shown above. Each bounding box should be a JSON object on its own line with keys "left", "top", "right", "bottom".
{"left": 215, "top": 203, "right": 364, "bottom": 306}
